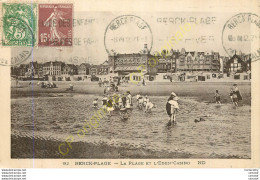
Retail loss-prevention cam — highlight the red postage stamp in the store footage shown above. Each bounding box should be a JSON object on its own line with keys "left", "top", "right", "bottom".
{"left": 38, "top": 4, "right": 73, "bottom": 46}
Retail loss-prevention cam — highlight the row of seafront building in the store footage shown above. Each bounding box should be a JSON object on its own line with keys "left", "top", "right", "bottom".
{"left": 11, "top": 44, "right": 251, "bottom": 81}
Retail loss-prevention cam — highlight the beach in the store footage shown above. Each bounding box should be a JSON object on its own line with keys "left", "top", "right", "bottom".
{"left": 11, "top": 81, "right": 251, "bottom": 159}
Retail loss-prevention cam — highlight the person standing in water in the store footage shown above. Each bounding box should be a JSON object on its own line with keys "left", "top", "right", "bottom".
{"left": 214, "top": 90, "right": 221, "bottom": 104}
{"left": 233, "top": 84, "right": 242, "bottom": 105}
{"left": 126, "top": 91, "right": 133, "bottom": 107}
{"left": 229, "top": 88, "right": 234, "bottom": 103}
{"left": 166, "top": 92, "right": 179, "bottom": 125}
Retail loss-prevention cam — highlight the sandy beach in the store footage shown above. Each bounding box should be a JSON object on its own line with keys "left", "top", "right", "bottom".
{"left": 11, "top": 81, "right": 251, "bottom": 105}
{"left": 11, "top": 81, "right": 251, "bottom": 159}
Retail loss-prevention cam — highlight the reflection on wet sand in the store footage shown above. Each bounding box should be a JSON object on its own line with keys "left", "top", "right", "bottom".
{"left": 11, "top": 95, "right": 250, "bottom": 159}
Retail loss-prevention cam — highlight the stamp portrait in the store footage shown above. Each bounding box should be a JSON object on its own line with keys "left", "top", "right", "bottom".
{"left": 38, "top": 4, "right": 73, "bottom": 47}
{"left": 2, "top": 3, "right": 37, "bottom": 46}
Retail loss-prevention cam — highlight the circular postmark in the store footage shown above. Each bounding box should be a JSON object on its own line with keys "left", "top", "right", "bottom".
{"left": 222, "top": 13, "right": 260, "bottom": 62}
{"left": 104, "top": 15, "right": 153, "bottom": 54}
{"left": 0, "top": 17, "right": 34, "bottom": 66}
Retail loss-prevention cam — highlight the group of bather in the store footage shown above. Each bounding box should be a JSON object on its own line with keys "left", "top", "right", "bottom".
{"left": 92, "top": 91, "right": 132, "bottom": 116}
{"left": 136, "top": 94, "right": 155, "bottom": 113}
{"left": 92, "top": 91, "right": 156, "bottom": 117}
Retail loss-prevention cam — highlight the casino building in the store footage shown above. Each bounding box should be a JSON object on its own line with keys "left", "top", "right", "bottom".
{"left": 108, "top": 45, "right": 221, "bottom": 78}
{"left": 108, "top": 44, "right": 157, "bottom": 80}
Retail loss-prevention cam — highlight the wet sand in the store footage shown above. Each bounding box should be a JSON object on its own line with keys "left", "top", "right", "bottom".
{"left": 11, "top": 93, "right": 251, "bottom": 159}
{"left": 11, "top": 81, "right": 251, "bottom": 105}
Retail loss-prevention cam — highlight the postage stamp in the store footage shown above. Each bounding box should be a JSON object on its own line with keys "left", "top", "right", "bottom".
{"left": 2, "top": 3, "right": 37, "bottom": 47}
{"left": 38, "top": 4, "right": 73, "bottom": 46}
{"left": 222, "top": 13, "right": 260, "bottom": 62}
{"left": 104, "top": 15, "right": 153, "bottom": 54}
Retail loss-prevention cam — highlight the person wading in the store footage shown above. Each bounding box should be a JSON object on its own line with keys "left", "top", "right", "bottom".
{"left": 166, "top": 92, "right": 179, "bottom": 126}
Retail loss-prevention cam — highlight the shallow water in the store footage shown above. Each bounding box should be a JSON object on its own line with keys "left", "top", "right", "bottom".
{"left": 11, "top": 94, "right": 251, "bottom": 158}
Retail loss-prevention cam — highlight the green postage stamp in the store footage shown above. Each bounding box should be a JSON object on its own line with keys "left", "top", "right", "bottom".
{"left": 2, "top": 3, "right": 37, "bottom": 46}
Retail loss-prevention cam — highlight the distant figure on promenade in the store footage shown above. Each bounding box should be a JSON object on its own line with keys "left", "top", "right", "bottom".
{"left": 16, "top": 79, "right": 21, "bottom": 87}
{"left": 69, "top": 84, "right": 73, "bottom": 91}
{"left": 98, "top": 78, "right": 102, "bottom": 87}
{"left": 142, "top": 78, "right": 146, "bottom": 86}
{"left": 117, "top": 78, "right": 120, "bottom": 86}
{"left": 166, "top": 92, "right": 179, "bottom": 126}
{"left": 214, "top": 90, "right": 221, "bottom": 104}
{"left": 65, "top": 84, "right": 73, "bottom": 91}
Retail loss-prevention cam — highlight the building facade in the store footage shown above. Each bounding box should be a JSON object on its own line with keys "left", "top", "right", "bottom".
{"left": 42, "top": 61, "right": 65, "bottom": 76}
{"left": 176, "top": 48, "right": 220, "bottom": 72}
{"left": 108, "top": 44, "right": 156, "bottom": 76}
{"left": 226, "top": 53, "right": 250, "bottom": 73}
{"left": 18, "top": 64, "right": 28, "bottom": 76}
{"left": 156, "top": 50, "right": 177, "bottom": 73}
{"left": 98, "top": 61, "right": 110, "bottom": 75}
{"left": 63, "top": 64, "right": 78, "bottom": 75}
{"left": 78, "top": 63, "right": 90, "bottom": 75}
{"left": 27, "top": 61, "right": 43, "bottom": 77}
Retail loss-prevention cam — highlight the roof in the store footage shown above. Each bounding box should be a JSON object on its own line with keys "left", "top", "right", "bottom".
{"left": 226, "top": 54, "right": 247, "bottom": 67}
{"left": 79, "top": 63, "right": 91, "bottom": 68}
{"left": 67, "top": 64, "right": 77, "bottom": 68}
{"left": 116, "top": 53, "right": 143, "bottom": 58}
{"left": 91, "top": 65, "right": 100, "bottom": 68}
{"left": 101, "top": 60, "right": 109, "bottom": 66}
{"left": 43, "top": 61, "right": 65, "bottom": 66}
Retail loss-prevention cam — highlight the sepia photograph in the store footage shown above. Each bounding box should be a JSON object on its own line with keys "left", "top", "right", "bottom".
{"left": 9, "top": 10, "right": 254, "bottom": 159}
{"left": 0, "top": 0, "right": 259, "bottom": 170}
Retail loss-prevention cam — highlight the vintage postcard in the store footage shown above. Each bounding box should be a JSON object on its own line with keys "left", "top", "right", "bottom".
{"left": 0, "top": 0, "right": 259, "bottom": 168}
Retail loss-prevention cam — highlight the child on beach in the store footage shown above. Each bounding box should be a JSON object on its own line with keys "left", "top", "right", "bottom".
{"left": 214, "top": 90, "right": 221, "bottom": 104}
{"left": 166, "top": 92, "right": 179, "bottom": 125}
{"left": 102, "top": 95, "right": 108, "bottom": 110}
{"left": 137, "top": 95, "right": 143, "bottom": 110}
{"left": 122, "top": 94, "right": 127, "bottom": 108}
{"left": 229, "top": 88, "right": 233, "bottom": 103}
{"left": 118, "top": 94, "right": 123, "bottom": 109}
{"left": 106, "top": 96, "right": 114, "bottom": 116}
{"left": 145, "top": 101, "right": 155, "bottom": 113}
{"left": 93, "top": 98, "right": 98, "bottom": 108}
{"left": 136, "top": 93, "right": 141, "bottom": 106}
{"left": 143, "top": 95, "right": 149, "bottom": 107}
{"left": 232, "top": 91, "right": 239, "bottom": 106}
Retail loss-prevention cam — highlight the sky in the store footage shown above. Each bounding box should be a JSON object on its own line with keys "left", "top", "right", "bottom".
{"left": 13, "top": 11, "right": 255, "bottom": 65}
